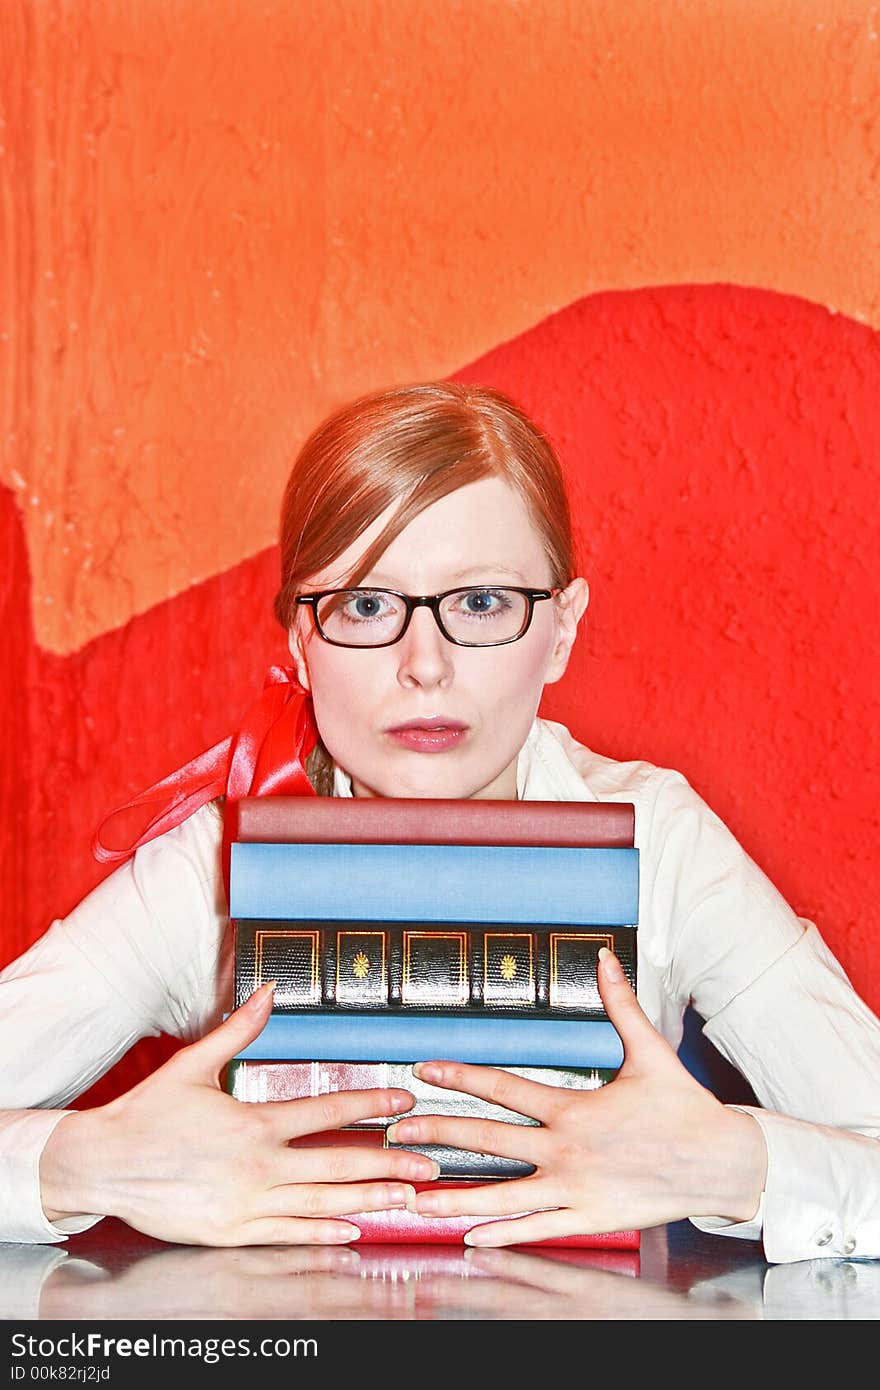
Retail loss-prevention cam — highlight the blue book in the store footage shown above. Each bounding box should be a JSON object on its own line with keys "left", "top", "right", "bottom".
{"left": 229, "top": 841, "right": 639, "bottom": 926}
{"left": 233, "top": 1011, "right": 625, "bottom": 1068}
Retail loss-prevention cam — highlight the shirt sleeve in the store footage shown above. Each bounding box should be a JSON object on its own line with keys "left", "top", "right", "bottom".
{"left": 639, "top": 768, "right": 880, "bottom": 1263}
{"left": 0, "top": 804, "right": 230, "bottom": 1244}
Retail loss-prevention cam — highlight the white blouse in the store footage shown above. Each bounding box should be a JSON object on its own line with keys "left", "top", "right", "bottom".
{"left": 2, "top": 717, "right": 879, "bottom": 1266}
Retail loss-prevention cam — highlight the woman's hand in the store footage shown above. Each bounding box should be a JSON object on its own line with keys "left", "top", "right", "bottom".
{"left": 387, "top": 949, "right": 768, "bottom": 1246}
{"left": 39, "top": 982, "right": 436, "bottom": 1246}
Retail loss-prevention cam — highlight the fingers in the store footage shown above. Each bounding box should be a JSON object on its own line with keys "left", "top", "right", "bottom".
{"left": 172, "top": 982, "right": 277, "bottom": 1082}
{"left": 240, "top": 1217, "right": 363, "bottom": 1246}
{"left": 596, "top": 948, "right": 680, "bottom": 1072}
{"left": 280, "top": 1141, "right": 439, "bottom": 1185}
{"left": 463, "top": 1208, "right": 589, "bottom": 1249}
{"left": 412, "top": 1176, "right": 548, "bottom": 1219}
{"left": 261, "top": 1087, "right": 417, "bottom": 1139}
{"left": 410, "top": 1060, "right": 560, "bottom": 1124}
{"left": 263, "top": 1180, "right": 417, "bottom": 1220}
{"left": 386, "top": 1113, "right": 548, "bottom": 1165}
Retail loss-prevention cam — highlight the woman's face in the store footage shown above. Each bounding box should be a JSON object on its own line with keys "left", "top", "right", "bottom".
{"left": 289, "top": 475, "right": 588, "bottom": 799}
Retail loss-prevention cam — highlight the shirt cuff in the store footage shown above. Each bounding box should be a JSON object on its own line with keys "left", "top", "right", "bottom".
{"left": 0, "top": 1110, "right": 104, "bottom": 1244}
{"left": 707, "top": 1106, "right": 880, "bottom": 1264}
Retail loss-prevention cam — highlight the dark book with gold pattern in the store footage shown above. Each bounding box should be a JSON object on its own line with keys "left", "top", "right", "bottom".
{"left": 233, "top": 919, "right": 636, "bottom": 1019}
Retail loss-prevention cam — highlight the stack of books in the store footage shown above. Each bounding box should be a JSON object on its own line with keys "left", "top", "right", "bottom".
{"left": 225, "top": 795, "right": 640, "bottom": 1249}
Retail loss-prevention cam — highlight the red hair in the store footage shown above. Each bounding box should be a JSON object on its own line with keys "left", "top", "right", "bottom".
{"left": 273, "top": 380, "right": 575, "bottom": 628}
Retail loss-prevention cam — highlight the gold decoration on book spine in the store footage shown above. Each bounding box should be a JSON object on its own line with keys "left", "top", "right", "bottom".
{"left": 337, "top": 930, "right": 387, "bottom": 1006}
{"left": 484, "top": 933, "right": 534, "bottom": 1005}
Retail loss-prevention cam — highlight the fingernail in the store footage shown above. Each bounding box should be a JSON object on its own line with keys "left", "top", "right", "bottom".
{"left": 463, "top": 1229, "right": 492, "bottom": 1247}
{"left": 598, "top": 947, "right": 623, "bottom": 981}
{"left": 249, "top": 980, "right": 276, "bottom": 1007}
{"left": 386, "top": 1121, "right": 418, "bottom": 1142}
{"left": 405, "top": 1157, "right": 440, "bottom": 1180}
{"left": 415, "top": 1193, "right": 442, "bottom": 1214}
{"left": 389, "top": 1091, "right": 414, "bottom": 1113}
{"left": 320, "top": 1223, "right": 360, "bottom": 1243}
{"left": 412, "top": 1062, "right": 444, "bottom": 1083}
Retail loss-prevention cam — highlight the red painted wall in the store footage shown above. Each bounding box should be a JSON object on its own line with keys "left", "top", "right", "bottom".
{"left": 3, "top": 284, "right": 878, "bottom": 1101}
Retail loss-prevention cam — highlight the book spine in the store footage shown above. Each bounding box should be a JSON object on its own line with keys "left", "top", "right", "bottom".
{"left": 225, "top": 1058, "right": 617, "bottom": 1119}
{"left": 229, "top": 841, "right": 639, "bottom": 925}
{"left": 338, "top": 1183, "right": 640, "bottom": 1249}
{"left": 232, "top": 1011, "right": 625, "bottom": 1067}
{"left": 232, "top": 795, "right": 636, "bottom": 848}
{"left": 233, "top": 921, "right": 637, "bottom": 1017}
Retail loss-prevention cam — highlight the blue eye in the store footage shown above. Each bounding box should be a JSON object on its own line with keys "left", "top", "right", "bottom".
{"left": 354, "top": 595, "right": 383, "bottom": 618}
{"left": 455, "top": 588, "right": 513, "bottom": 618}
{"left": 463, "top": 590, "right": 496, "bottom": 613}
{"left": 335, "top": 591, "right": 402, "bottom": 627}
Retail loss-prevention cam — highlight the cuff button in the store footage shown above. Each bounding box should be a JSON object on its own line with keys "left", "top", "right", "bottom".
{"left": 843, "top": 1237, "right": 857, "bottom": 1255}
{"left": 815, "top": 1228, "right": 833, "bottom": 1246}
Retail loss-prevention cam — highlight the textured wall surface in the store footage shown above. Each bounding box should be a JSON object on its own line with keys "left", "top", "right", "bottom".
{"left": 3, "top": 284, "right": 878, "bottom": 1027}
{"left": 2, "top": 0, "right": 879, "bottom": 652}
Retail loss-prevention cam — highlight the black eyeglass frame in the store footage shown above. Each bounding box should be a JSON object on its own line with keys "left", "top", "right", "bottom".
{"left": 294, "top": 585, "right": 557, "bottom": 649}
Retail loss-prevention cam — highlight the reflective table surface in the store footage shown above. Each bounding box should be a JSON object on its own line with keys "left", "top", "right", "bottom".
{"left": 2, "top": 1219, "right": 878, "bottom": 1321}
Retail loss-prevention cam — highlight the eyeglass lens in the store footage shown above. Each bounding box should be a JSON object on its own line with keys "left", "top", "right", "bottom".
{"left": 314, "top": 588, "right": 531, "bottom": 646}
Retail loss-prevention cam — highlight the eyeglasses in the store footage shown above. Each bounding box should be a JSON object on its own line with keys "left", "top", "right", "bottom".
{"left": 294, "top": 585, "right": 556, "bottom": 648}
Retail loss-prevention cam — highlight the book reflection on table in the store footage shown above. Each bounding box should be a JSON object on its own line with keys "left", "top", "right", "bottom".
{"left": 15, "top": 1226, "right": 870, "bottom": 1321}
{"left": 5, "top": 1226, "right": 761, "bottom": 1323}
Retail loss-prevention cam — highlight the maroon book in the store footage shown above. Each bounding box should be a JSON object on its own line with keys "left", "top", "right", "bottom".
{"left": 230, "top": 794, "right": 635, "bottom": 848}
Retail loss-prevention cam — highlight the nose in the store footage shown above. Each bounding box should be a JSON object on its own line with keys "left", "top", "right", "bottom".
{"left": 395, "top": 604, "right": 455, "bottom": 691}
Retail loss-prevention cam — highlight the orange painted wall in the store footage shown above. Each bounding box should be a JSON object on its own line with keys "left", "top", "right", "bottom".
{"left": 2, "top": 0, "right": 879, "bottom": 652}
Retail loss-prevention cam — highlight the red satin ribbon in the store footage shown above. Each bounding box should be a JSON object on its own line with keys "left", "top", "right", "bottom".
{"left": 92, "top": 666, "right": 318, "bottom": 896}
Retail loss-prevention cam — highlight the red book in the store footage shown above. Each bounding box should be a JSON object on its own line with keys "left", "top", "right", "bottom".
{"left": 338, "top": 1182, "right": 640, "bottom": 1249}
{"left": 230, "top": 795, "right": 635, "bottom": 848}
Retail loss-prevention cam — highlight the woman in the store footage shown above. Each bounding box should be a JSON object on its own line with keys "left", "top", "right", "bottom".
{"left": 2, "top": 380, "right": 879, "bottom": 1260}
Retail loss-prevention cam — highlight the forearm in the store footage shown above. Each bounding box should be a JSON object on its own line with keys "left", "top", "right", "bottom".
{"left": 0, "top": 1110, "right": 104, "bottom": 1244}
{"left": 690, "top": 1105, "right": 766, "bottom": 1224}
{"left": 38, "top": 1109, "right": 113, "bottom": 1226}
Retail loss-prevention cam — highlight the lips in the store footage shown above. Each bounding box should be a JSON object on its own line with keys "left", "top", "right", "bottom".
{"left": 386, "top": 718, "right": 468, "bottom": 733}
{"left": 385, "top": 717, "right": 469, "bottom": 752}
